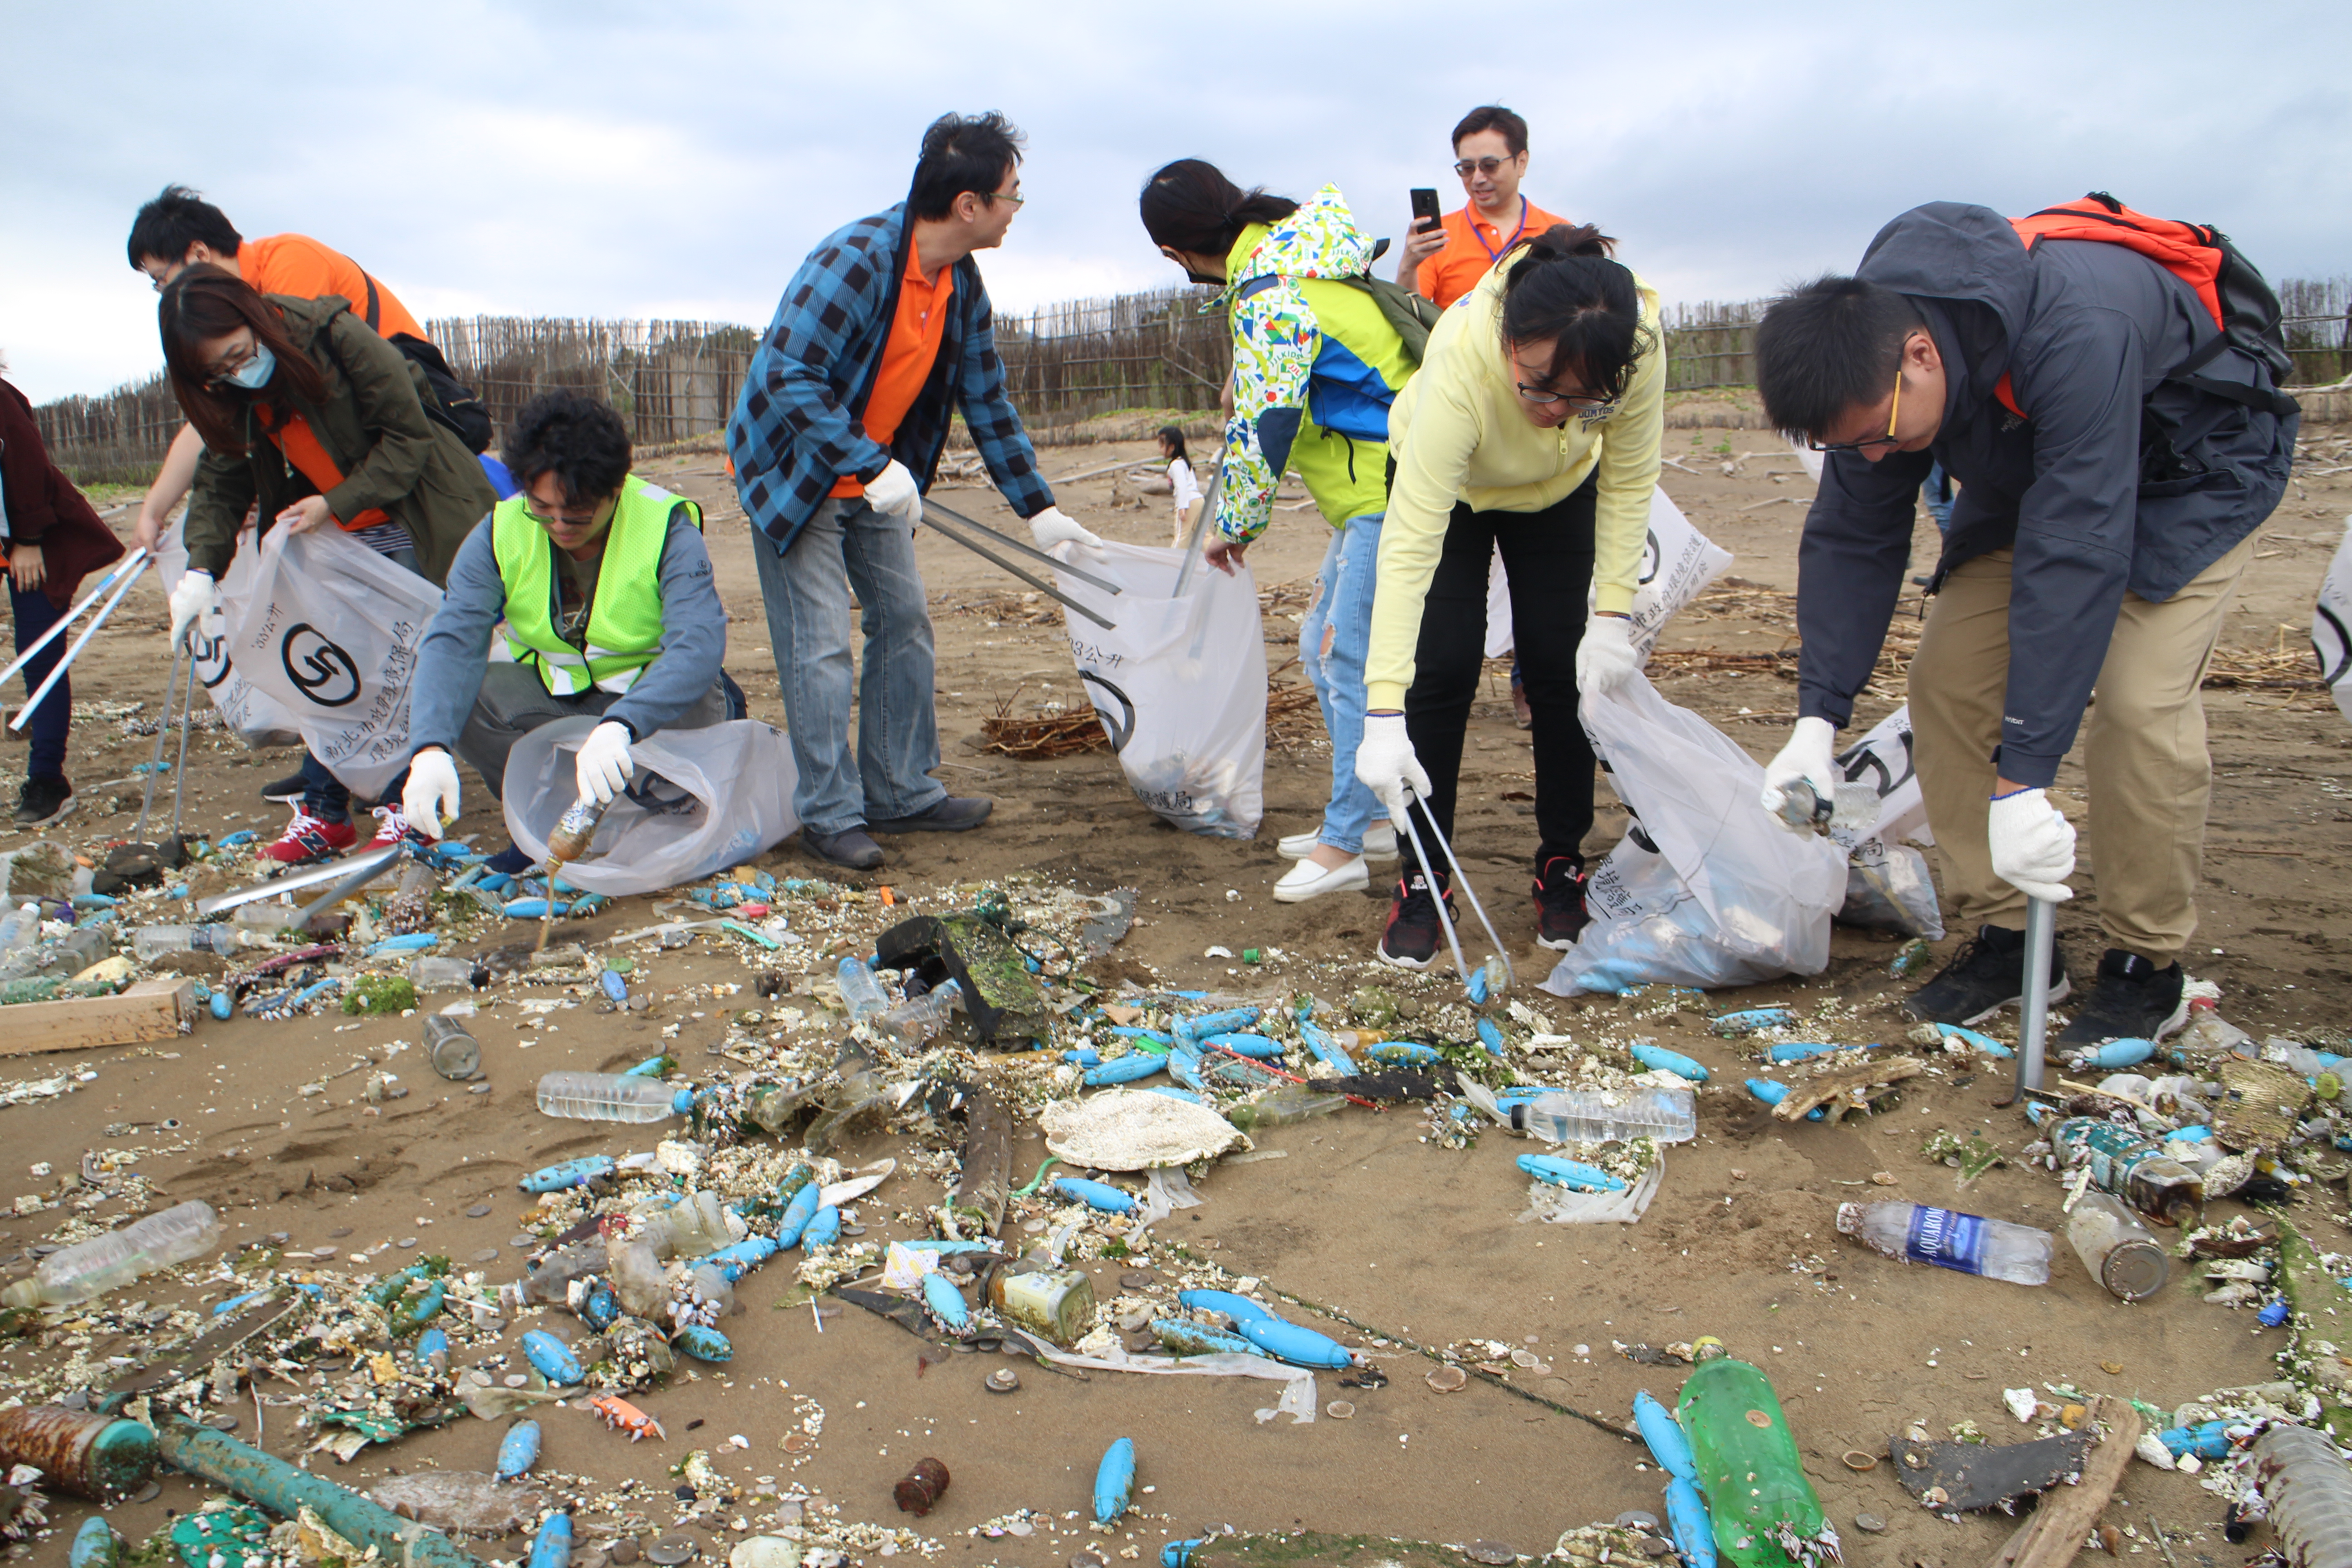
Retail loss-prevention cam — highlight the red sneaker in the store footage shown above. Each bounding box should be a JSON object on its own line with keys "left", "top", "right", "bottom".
{"left": 365, "top": 805, "right": 413, "bottom": 852}
{"left": 260, "top": 809, "right": 358, "bottom": 866}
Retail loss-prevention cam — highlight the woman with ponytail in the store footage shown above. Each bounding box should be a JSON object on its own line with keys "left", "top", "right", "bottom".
{"left": 1140, "top": 158, "right": 1417, "bottom": 902}
{"left": 1352, "top": 223, "right": 1665, "bottom": 966}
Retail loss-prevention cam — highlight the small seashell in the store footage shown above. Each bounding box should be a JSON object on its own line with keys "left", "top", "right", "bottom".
{"left": 1326, "top": 1400, "right": 1354, "bottom": 1419}
{"left": 1842, "top": 1450, "right": 1878, "bottom": 1471}
{"left": 1426, "top": 1365, "right": 1468, "bottom": 1393}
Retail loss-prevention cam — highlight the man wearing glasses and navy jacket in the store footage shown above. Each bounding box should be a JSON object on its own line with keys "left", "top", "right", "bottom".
{"left": 1748, "top": 198, "right": 2298, "bottom": 1048}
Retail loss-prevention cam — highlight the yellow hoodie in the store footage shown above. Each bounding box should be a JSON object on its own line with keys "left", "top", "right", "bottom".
{"left": 1365, "top": 259, "right": 1665, "bottom": 708}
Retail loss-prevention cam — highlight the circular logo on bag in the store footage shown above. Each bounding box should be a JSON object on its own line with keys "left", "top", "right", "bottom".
{"left": 1078, "top": 672, "right": 1136, "bottom": 754}
{"left": 281, "top": 623, "right": 362, "bottom": 707}
{"left": 1638, "top": 527, "right": 1662, "bottom": 586}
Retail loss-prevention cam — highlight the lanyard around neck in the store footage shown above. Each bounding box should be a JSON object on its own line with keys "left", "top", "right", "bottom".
{"left": 1472, "top": 196, "right": 1529, "bottom": 265}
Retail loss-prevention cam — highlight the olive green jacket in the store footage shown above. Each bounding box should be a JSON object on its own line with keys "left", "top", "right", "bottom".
{"left": 184, "top": 294, "right": 495, "bottom": 587}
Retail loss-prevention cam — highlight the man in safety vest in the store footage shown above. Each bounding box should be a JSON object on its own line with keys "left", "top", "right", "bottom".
{"left": 401, "top": 390, "right": 739, "bottom": 859}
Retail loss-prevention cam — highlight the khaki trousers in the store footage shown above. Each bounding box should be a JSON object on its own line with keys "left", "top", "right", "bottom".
{"left": 1909, "top": 535, "right": 2253, "bottom": 962}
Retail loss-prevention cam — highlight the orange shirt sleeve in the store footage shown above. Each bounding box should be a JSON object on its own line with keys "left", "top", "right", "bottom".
{"left": 241, "top": 233, "right": 428, "bottom": 341}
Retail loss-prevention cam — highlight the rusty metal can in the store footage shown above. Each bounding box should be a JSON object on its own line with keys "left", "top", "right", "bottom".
{"left": 0, "top": 1406, "right": 157, "bottom": 1498}
{"left": 892, "top": 1456, "right": 949, "bottom": 1516}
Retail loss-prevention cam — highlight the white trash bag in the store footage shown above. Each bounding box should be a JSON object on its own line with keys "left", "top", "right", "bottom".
{"left": 226, "top": 523, "right": 441, "bottom": 797}
{"left": 2317, "top": 515, "right": 2352, "bottom": 726}
{"left": 1486, "top": 488, "right": 1732, "bottom": 664}
{"left": 154, "top": 520, "right": 303, "bottom": 749}
{"left": 503, "top": 715, "right": 800, "bottom": 897}
{"left": 1828, "top": 704, "right": 1943, "bottom": 939}
{"left": 1542, "top": 675, "right": 1847, "bottom": 995}
{"left": 1054, "top": 541, "right": 1264, "bottom": 840}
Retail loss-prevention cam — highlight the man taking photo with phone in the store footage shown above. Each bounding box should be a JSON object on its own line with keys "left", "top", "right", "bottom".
{"left": 1395, "top": 106, "right": 1571, "bottom": 309}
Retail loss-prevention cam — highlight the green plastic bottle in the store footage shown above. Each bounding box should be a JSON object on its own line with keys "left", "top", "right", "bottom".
{"left": 1676, "top": 1337, "right": 1838, "bottom": 1568}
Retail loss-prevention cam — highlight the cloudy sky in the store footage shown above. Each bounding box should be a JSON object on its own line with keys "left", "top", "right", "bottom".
{"left": 5, "top": 0, "right": 2348, "bottom": 403}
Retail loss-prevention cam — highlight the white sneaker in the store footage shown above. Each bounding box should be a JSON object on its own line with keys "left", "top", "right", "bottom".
{"left": 1277, "top": 823, "right": 1396, "bottom": 861}
{"left": 1273, "top": 853, "right": 1370, "bottom": 903}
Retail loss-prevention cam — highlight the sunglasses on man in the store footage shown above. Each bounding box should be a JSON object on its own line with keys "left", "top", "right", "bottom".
{"left": 1453, "top": 156, "right": 1516, "bottom": 178}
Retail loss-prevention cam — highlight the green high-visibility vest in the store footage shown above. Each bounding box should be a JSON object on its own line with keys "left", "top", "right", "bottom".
{"left": 493, "top": 473, "right": 702, "bottom": 696}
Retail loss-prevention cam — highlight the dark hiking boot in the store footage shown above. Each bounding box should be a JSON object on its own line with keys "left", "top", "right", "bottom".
{"left": 13, "top": 775, "right": 73, "bottom": 828}
{"left": 1902, "top": 923, "right": 2071, "bottom": 1026}
{"left": 2056, "top": 949, "right": 2189, "bottom": 1047}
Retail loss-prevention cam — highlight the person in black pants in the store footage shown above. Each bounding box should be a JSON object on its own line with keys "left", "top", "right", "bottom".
{"left": 1354, "top": 224, "right": 1667, "bottom": 967}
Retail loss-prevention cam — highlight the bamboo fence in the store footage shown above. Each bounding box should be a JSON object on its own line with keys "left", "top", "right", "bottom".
{"left": 35, "top": 274, "right": 2352, "bottom": 484}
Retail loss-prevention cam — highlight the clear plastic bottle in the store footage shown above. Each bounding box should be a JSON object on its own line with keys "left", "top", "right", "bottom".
{"left": 2252, "top": 1422, "right": 2352, "bottom": 1567}
{"left": 1834, "top": 1200, "right": 2051, "bottom": 1284}
{"left": 1512, "top": 1086, "right": 1698, "bottom": 1145}
{"left": 877, "top": 980, "right": 961, "bottom": 1043}
{"left": 2264, "top": 1038, "right": 2347, "bottom": 1078}
{"left": 422, "top": 1015, "right": 480, "bottom": 1081}
{"left": 2065, "top": 1191, "right": 2170, "bottom": 1301}
{"left": 1226, "top": 1083, "right": 1348, "bottom": 1131}
{"left": 837, "top": 956, "right": 889, "bottom": 1024}
{"left": 739, "top": 1079, "right": 816, "bottom": 1136}
{"left": 686, "top": 1263, "right": 735, "bottom": 1316}
{"left": 534, "top": 1071, "right": 676, "bottom": 1123}
{"left": 504, "top": 1240, "right": 606, "bottom": 1309}
{"left": 45, "top": 927, "right": 113, "bottom": 976}
{"left": 0, "top": 904, "right": 44, "bottom": 980}
{"left": 604, "top": 1232, "right": 669, "bottom": 1319}
{"left": 650, "top": 1191, "right": 737, "bottom": 1259}
{"left": 1676, "top": 1337, "right": 1835, "bottom": 1568}
{"left": 0, "top": 1200, "right": 224, "bottom": 1308}
{"left": 233, "top": 902, "right": 310, "bottom": 934}
{"left": 130, "top": 926, "right": 250, "bottom": 962}
{"left": 2174, "top": 999, "right": 2252, "bottom": 1058}
{"left": 407, "top": 955, "right": 480, "bottom": 991}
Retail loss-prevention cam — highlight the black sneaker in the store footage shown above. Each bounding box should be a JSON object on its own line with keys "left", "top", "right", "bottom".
{"left": 259, "top": 770, "right": 309, "bottom": 804}
{"left": 2056, "top": 950, "right": 2189, "bottom": 1047}
{"left": 13, "top": 775, "right": 73, "bottom": 827}
{"left": 1534, "top": 854, "right": 1589, "bottom": 951}
{"left": 1902, "top": 923, "right": 2071, "bottom": 1026}
{"left": 1377, "top": 868, "right": 1454, "bottom": 970}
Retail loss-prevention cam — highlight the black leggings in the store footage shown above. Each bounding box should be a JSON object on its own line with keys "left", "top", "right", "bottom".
{"left": 1401, "top": 474, "right": 1599, "bottom": 877}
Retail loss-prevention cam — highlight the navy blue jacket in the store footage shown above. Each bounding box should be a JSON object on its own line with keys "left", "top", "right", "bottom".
{"left": 725, "top": 204, "right": 1054, "bottom": 555}
{"left": 1795, "top": 202, "right": 2297, "bottom": 787}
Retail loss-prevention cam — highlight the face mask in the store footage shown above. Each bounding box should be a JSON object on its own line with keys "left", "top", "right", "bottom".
{"left": 226, "top": 344, "right": 275, "bottom": 390}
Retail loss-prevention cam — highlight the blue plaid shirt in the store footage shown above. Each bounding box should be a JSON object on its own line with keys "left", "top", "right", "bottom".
{"left": 726, "top": 203, "right": 1054, "bottom": 554}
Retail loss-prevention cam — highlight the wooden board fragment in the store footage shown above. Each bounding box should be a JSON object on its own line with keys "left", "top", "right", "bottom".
{"left": 0, "top": 979, "right": 193, "bottom": 1058}
{"left": 951, "top": 1079, "right": 1014, "bottom": 1235}
{"left": 1774, "top": 1054, "right": 1927, "bottom": 1123}
{"left": 1988, "top": 1395, "right": 2141, "bottom": 1568}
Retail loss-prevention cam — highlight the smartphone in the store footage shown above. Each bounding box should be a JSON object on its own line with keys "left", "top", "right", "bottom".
{"left": 1409, "top": 187, "right": 1442, "bottom": 234}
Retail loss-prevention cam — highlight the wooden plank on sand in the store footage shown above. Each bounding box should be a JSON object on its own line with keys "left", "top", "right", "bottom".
{"left": 0, "top": 979, "right": 193, "bottom": 1058}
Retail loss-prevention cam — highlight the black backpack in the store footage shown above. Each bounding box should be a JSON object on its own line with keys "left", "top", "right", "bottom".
{"left": 359, "top": 273, "right": 494, "bottom": 453}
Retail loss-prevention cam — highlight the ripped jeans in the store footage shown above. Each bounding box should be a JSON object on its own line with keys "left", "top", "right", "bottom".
{"left": 1297, "top": 511, "right": 1384, "bottom": 854}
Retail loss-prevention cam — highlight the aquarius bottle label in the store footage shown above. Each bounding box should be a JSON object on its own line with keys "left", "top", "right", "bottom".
{"left": 1904, "top": 1205, "right": 1988, "bottom": 1273}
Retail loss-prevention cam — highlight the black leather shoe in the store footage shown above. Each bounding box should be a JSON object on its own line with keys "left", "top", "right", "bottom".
{"left": 867, "top": 797, "right": 993, "bottom": 833}
{"left": 801, "top": 827, "right": 884, "bottom": 870}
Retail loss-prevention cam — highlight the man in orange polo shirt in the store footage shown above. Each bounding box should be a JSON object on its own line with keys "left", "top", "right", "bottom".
{"left": 1394, "top": 106, "right": 1571, "bottom": 308}
{"left": 126, "top": 186, "right": 436, "bottom": 554}
{"left": 728, "top": 113, "right": 1098, "bottom": 872}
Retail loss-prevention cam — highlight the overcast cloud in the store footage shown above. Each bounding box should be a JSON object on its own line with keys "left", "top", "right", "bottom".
{"left": 5, "top": 0, "right": 2348, "bottom": 402}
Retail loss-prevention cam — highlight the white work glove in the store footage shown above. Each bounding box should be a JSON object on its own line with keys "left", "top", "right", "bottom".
{"left": 402, "top": 748, "right": 463, "bottom": 837}
{"left": 862, "top": 459, "right": 923, "bottom": 524}
{"left": 168, "top": 570, "right": 217, "bottom": 649}
{"left": 1987, "top": 787, "right": 2077, "bottom": 902}
{"left": 1353, "top": 713, "right": 1433, "bottom": 832}
{"left": 1574, "top": 613, "right": 1642, "bottom": 697}
{"left": 1027, "top": 506, "right": 1103, "bottom": 561}
{"left": 1759, "top": 715, "right": 1839, "bottom": 832}
{"left": 575, "top": 721, "right": 635, "bottom": 807}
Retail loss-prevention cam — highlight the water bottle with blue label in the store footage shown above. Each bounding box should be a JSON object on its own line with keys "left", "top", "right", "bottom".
{"left": 1834, "top": 1200, "right": 2051, "bottom": 1285}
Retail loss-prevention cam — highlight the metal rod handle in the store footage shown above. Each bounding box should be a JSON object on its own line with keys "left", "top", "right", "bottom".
{"left": 1408, "top": 797, "right": 1517, "bottom": 995}
{"left": 0, "top": 546, "right": 148, "bottom": 688}
{"left": 922, "top": 499, "right": 1124, "bottom": 597}
{"left": 2014, "top": 895, "right": 2056, "bottom": 1097}
{"left": 1392, "top": 799, "right": 1477, "bottom": 992}
{"left": 1169, "top": 460, "right": 1225, "bottom": 600}
{"left": 10, "top": 558, "right": 151, "bottom": 731}
{"left": 919, "top": 510, "right": 1116, "bottom": 632}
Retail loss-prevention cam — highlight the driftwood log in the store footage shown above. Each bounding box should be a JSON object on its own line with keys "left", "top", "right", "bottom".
{"left": 1771, "top": 1054, "right": 1928, "bottom": 1123}
{"left": 1987, "top": 1395, "right": 2142, "bottom": 1568}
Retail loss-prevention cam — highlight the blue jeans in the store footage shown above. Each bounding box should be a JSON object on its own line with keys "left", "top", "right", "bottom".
{"left": 1923, "top": 461, "right": 1953, "bottom": 533}
{"left": 754, "top": 497, "right": 946, "bottom": 837}
{"left": 1298, "top": 513, "right": 1385, "bottom": 854}
{"left": 10, "top": 583, "right": 70, "bottom": 781}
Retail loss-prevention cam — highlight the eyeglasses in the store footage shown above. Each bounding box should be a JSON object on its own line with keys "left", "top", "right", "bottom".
{"left": 202, "top": 341, "right": 260, "bottom": 387}
{"left": 522, "top": 498, "right": 608, "bottom": 528}
{"left": 1514, "top": 381, "right": 1613, "bottom": 412}
{"left": 989, "top": 188, "right": 1026, "bottom": 207}
{"left": 1454, "top": 156, "right": 1513, "bottom": 178}
{"left": 1807, "top": 372, "right": 1905, "bottom": 453}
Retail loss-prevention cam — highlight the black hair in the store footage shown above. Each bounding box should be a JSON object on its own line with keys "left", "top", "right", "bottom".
{"left": 1156, "top": 425, "right": 1187, "bottom": 463}
{"left": 1497, "top": 224, "right": 1651, "bottom": 401}
{"left": 1452, "top": 106, "right": 1529, "bottom": 157}
{"left": 128, "top": 185, "right": 242, "bottom": 270}
{"left": 1138, "top": 159, "right": 1299, "bottom": 262}
{"left": 158, "top": 265, "right": 328, "bottom": 456}
{"left": 502, "top": 390, "right": 633, "bottom": 504}
{"left": 1753, "top": 276, "right": 1926, "bottom": 440}
{"left": 907, "top": 112, "right": 1025, "bottom": 221}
